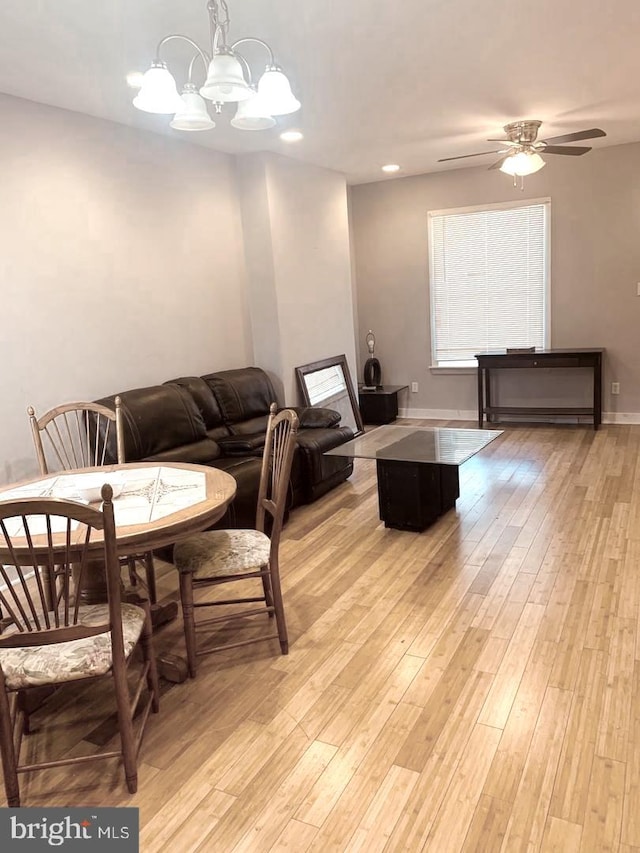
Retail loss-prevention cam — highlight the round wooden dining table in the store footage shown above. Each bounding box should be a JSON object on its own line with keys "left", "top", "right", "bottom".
{"left": 0, "top": 461, "right": 237, "bottom": 558}
{"left": 0, "top": 462, "right": 237, "bottom": 682}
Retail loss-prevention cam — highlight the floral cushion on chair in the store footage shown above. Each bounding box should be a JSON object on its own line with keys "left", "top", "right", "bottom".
{"left": 174, "top": 529, "right": 271, "bottom": 578}
{"left": 0, "top": 603, "right": 146, "bottom": 690}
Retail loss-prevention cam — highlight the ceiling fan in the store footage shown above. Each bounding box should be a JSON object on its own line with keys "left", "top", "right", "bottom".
{"left": 438, "top": 120, "right": 606, "bottom": 178}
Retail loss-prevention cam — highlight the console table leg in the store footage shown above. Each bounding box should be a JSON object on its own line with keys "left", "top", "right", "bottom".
{"left": 477, "top": 368, "right": 484, "bottom": 428}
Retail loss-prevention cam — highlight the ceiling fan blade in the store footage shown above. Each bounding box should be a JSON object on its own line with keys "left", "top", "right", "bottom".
{"left": 488, "top": 156, "right": 509, "bottom": 171}
{"left": 542, "top": 145, "right": 592, "bottom": 156}
{"left": 438, "top": 150, "right": 504, "bottom": 162}
{"left": 542, "top": 128, "right": 606, "bottom": 145}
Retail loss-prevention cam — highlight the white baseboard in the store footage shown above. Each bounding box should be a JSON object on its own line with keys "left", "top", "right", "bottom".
{"left": 603, "top": 412, "right": 640, "bottom": 424}
{"left": 399, "top": 408, "right": 640, "bottom": 425}
{"left": 399, "top": 408, "right": 477, "bottom": 421}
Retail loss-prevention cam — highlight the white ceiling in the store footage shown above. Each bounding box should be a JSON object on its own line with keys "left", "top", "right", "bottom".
{"left": 1, "top": 1, "right": 640, "bottom": 184}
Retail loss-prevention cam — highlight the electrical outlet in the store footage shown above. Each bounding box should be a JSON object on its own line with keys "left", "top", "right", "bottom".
{"left": 612, "top": 382, "right": 620, "bottom": 395}
{"left": 411, "top": 382, "right": 419, "bottom": 393}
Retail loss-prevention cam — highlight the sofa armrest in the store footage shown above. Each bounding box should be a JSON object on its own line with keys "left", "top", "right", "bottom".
{"left": 287, "top": 406, "right": 342, "bottom": 429}
{"left": 217, "top": 433, "right": 266, "bottom": 456}
{"left": 296, "top": 425, "right": 354, "bottom": 453}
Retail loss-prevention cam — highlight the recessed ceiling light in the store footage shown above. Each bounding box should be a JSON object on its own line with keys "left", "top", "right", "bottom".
{"left": 280, "top": 130, "right": 304, "bottom": 142}
{"left": 126, "top": 71, "right": 145, "bottom": 89}
{"left": 382, "top": 164, "right": 400, "bottom": 173}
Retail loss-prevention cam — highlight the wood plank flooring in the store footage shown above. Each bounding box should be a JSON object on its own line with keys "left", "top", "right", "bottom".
{"left": 4, "top": 419, "right": 640, "bottom": 852}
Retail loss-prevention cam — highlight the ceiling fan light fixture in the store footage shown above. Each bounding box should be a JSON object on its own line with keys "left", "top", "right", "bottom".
{"left": 500, "top": 151, "right": 546, "bottom": 177}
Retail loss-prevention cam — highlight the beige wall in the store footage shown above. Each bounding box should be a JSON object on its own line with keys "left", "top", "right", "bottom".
{"left": 0, "top": 94, "right": 251, "bottom": 483}
{"left": 350, "top": 143, "right": 640, "bottom": 421}
{"left": 237, "top": 152, "right": 357, "bottom": 405}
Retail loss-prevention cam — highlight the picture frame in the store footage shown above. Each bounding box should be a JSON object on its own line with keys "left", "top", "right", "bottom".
{"left": 295, "top": 354, "right": 364, "bottom": 437}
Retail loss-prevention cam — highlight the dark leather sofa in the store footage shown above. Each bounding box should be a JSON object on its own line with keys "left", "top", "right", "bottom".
{"left": 96, "top": 367, "right": 354, "bottom": 528}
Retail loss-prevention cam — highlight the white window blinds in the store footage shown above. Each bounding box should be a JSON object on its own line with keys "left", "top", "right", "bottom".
{"left": 429, "top": 200, "right": 549, "bottom": 365}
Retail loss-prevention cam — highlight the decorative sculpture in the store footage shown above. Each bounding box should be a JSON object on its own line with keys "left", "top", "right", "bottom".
{"left": 363, "top": 330, "right": 382, "bottom": 387}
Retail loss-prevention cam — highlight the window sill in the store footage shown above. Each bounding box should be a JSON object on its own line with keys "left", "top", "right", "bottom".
{"left": 430, "top": 364, "right": 477, "bottom": 375}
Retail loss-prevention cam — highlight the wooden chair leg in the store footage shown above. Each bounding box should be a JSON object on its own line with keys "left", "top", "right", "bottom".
{"left": 126, "top": 556, "right": 138, "bottom": 589}
{"left": 179, "top": 572, "right": 198, "bottom": 678}
{"left": 111, "top": 667, "right": 138, "bottom": 794}
{"left": 261, "top": 572, "right": 275, "bottom": 617}
{"left": 144, "top": 552, "right": 157, "bottom": 606}
{"left": 140, "top": 605, "right": 160, "bottom": 713}
{"left": 17, "top": 691, "right": 30, "bottom": 735}
{"left": 268, "top": 558, "right": 289, "bottom": 655}
{"left": 41, "top": 563, "right": 57, "bottom": 611}
{"left": 0, "top": 677, "right": 20, "bottom": 807}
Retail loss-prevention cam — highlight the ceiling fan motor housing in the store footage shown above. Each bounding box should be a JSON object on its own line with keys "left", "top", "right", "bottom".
{"left": 504, "top": 120, "right": 542, "bottom": 145}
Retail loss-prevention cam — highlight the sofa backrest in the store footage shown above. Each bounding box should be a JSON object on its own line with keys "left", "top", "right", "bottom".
{"left": 166, "top": 376, "right": 229, "bottom": 441}
{"left": 97, "top": 384, "right": 221, "bottom": 464}
{"left": 202, "top": 367, "right": 278, "bottom": 435}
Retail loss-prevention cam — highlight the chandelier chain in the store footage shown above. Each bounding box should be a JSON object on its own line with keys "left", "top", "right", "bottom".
{"left": 208, "top": 0, "right": 230, "bottom": 48}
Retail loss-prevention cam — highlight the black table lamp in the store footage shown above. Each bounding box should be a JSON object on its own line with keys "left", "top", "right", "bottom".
{"left": 363, "top": 330, "right": 381, "bottom": 387}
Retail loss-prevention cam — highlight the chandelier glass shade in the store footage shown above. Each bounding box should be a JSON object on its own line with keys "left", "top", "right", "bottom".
{"left": 132, "top": 62, "right": 183, "bottom": 114}
{"left": 230, "top": 90, "right": 276, "bottom": 130}
{"left": 200, "top": 50, "right": 252, "bottom": 103}
{"left": 257, "top": 68, "right": 301, "bottom": 116}
{"left": 132, "top": 1, "right": 301, "bottom": 132}
{"left": 170, "top": 85, "right": 216, "bottom": 131}
{"left": 499, "top": 151, "right": 546, "bottom": 177}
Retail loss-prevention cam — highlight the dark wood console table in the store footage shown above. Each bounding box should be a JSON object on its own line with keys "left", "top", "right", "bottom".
{"left": 475, "top": 348, "right": 604, "bottom": 431}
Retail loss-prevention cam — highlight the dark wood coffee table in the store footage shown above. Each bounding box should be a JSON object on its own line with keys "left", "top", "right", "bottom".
{"left": 325, "top": 425, "right": 502, "bottom": 531}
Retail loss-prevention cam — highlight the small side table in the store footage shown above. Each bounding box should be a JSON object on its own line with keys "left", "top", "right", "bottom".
{"left": 358, "top": 385, "right": 408, "bottom": 425}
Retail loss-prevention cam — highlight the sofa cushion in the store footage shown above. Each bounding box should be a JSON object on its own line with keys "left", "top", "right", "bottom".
{"left": 141, "top": 439, "right": 221, "bottom": 465}
{"left": 203, "top": 367, "right": 277, "bottom": 429}
{"left": 166, "top": 377, "right": 229, "bottom": 441}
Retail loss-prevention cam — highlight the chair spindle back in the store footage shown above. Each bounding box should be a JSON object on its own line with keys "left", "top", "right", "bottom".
{"left": 256, "top": 404, "right": 299, "bottom": 548}
{"left": 28, "top": 400, "right": 124, "bottom": 475}
{"left": 0, "top": 489, "right": 121, "bottom": 649}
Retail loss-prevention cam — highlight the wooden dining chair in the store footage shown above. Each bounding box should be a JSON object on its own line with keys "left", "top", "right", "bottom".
{"left": 173, "top": 404, "right": 299, "bottom": 677}
{"left": 0, "top": 485, "right": 159, "bottom": 806}
{"left": 27, "top": 400, "right": 157, "bottom": 605}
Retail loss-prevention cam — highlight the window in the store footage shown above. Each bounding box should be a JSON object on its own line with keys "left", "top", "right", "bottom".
{"left": 428, "top": 198, "right": 550, "bottom": 367}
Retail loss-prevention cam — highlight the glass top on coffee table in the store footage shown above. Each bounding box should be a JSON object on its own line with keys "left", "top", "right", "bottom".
{"left": 325, "top": 425, "right": 503, "bottom": 466}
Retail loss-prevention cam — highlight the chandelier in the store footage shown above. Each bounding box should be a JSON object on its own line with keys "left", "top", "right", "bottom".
{"left": 132, "top": 0, "right": 301, "bottom": 132}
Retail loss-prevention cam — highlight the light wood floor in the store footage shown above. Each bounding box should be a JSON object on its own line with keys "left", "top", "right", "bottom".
{"left": 4, "top": 419, "right": 640, "bottom": 852}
